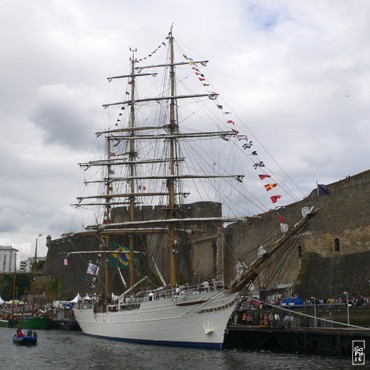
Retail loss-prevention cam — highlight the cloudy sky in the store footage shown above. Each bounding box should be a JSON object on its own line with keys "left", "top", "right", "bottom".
{"left": 1, "top": 0, "right": 369, "bottom": 262}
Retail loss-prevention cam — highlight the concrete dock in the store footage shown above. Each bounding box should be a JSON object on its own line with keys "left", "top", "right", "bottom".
{"left": 224, "top": 325, "right": 369, "bottom": 358}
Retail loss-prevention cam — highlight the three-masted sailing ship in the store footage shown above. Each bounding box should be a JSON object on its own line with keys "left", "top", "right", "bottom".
{"left": 71, "top": 28, "right": 317, "bottom": 349}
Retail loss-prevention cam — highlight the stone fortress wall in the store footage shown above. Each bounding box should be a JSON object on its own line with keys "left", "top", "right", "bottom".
{"left": 42, "top": 170, "right": 370, "bottom": 299}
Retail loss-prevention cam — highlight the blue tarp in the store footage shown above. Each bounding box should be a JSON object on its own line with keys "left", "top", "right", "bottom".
{"left": 281, "top": 296, "right": 304, "bottom": 306}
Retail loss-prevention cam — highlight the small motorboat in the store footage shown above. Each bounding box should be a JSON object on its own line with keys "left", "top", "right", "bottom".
{"left": 12, "top": 334, "right": 37, "bottom": 345}
{"left": 12, "top": 329, "right": 37, "bottom": 345}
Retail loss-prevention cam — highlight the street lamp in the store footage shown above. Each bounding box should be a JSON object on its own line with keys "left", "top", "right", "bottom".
{"left": 343, "top": 291, "right": 350, "bottom": 326}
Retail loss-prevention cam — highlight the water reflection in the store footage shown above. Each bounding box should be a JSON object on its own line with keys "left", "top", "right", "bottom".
{"left": 1, "top": 328, "right": 353, "bottom": 370}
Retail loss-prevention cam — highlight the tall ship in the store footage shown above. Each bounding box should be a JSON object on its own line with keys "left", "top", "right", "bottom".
{"left": 71, "top": 27, "right": 317, "bottom": 349}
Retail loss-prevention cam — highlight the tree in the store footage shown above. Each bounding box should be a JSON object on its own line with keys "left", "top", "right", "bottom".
{"left": 0, "top": 273, "right": 33, "bottom": 301}
{"left": 37, "top": 260, "right": 45, "bottom": 271}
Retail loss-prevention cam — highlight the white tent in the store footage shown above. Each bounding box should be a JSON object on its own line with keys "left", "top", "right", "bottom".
{"left": 82, "top": 294, "right": 91, "bottom": 301}
{"left": 0, "top": 296, "right": 4, "bottom": 304}
{"left": 69, "top": 293, "right": 81, "bottom": 303}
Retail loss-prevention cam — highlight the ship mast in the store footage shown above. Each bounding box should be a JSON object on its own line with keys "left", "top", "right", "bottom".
{"left": 168, "top": 29, "right": 177, "bottom": 288}
{"left": 128, "top": 48, "right": 137, "bottom": 287}
{"left": 31, "top": 234, "right": 42, "bottom": 317}
{"left": 101, "top": 111, "right": 113, "bottom": 305}
{"left": 75, "top": 28, "right": 251, "bottom": 292}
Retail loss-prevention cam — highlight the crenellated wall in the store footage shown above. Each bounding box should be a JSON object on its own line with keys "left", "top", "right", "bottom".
{"left": 223, "top": 169, "right": 370, "bottom": 297}
{"left": 42, "top": 170, "right": 370, "bottom": 299}
{"left": 42, "top": 201, "right": 222, "bottom": 298}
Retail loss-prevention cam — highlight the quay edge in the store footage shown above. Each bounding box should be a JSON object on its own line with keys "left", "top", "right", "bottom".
{"left": 223, "top": 325, "right": 370, "bottom": 358}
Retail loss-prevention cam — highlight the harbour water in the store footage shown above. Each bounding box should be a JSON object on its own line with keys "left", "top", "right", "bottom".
{"left": 0, "top": 328, "right": 360, "bottom": 369}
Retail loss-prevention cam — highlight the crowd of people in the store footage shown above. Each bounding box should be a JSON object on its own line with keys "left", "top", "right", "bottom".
{"left": 303, "top": 295, "right": 369, "bottom": 307}
{"left": 233, "top": 310, "right": 297, "bottom": 328}
{"left": 230, "top": 294, "right": 370, "bottom": 328}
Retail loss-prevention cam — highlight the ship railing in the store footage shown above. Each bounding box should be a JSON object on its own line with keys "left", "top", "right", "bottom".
{"left": 77, "top": 282, "right": 227, "bottom": 310}
{"left": 114, "top": 282, "right": 226, "bottom": 305}
{"left": 143, "top": 282, "right": 226, "bottom": 301}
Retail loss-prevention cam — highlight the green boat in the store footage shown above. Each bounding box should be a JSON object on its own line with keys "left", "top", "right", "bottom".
{"left": 6, "top": 236, "right": 53, "bottom": 331}
{"left": 8, "top": 316, "right": 52, "bottom": 330}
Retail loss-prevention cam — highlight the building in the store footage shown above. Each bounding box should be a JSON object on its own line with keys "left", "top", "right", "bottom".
{"left": 19, "top": 256, "right": 47, "bottom": 273}
{"left": 19, "top": 259, "right": 27, "bottom": 272}
{"left": 0, "top": 245, "right": 18, "bottom": 273}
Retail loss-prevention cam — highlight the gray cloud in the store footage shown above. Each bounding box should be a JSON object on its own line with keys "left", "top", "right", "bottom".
{"left": 30, "top": 84, "right": 99, "bottom": 149}
{"left": 0, "top": 0, "right": 369, "bottom": 262}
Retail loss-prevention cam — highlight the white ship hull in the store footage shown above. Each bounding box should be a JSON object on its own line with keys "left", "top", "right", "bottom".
{"left": 74, "top": 291, "right": 238, "bottom": 349}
